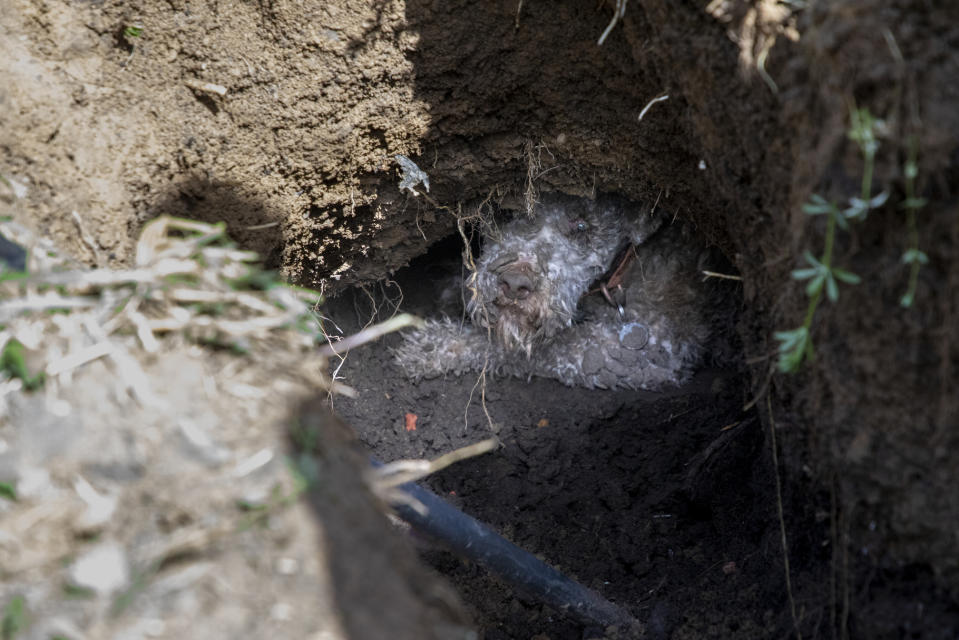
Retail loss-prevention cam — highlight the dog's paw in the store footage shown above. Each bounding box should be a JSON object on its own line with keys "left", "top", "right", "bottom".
{"left": 392, "top": 318, "right": 490, "bottom": 381}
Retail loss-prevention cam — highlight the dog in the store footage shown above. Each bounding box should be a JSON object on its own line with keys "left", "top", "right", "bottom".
{"left": 394, "top": 193, "right": 731, "bottom": 389}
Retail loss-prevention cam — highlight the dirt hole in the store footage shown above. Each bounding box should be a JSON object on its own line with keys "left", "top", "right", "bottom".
{"left": 320, "top": 197, "right": 802, "bottom": 638}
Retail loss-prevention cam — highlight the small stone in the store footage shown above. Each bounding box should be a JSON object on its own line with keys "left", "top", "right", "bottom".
{"left": 276, "top": 556, "right": 299, "bottom": 575}
{"left": 68, "top": 542, "right": 129, "bottom": 594}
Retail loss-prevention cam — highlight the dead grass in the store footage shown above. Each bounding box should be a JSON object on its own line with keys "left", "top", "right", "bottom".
{"left": 0, "top": 216, "right": 328, "bottom": 412}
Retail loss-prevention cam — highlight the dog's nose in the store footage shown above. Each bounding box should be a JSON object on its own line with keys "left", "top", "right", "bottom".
{"left": 499, "top": 269, "right": 534, "bottom": 300}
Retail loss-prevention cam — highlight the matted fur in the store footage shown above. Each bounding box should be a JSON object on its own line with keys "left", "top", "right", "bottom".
{"left": 394, "top": 193, "right": 727, "bottom": 390}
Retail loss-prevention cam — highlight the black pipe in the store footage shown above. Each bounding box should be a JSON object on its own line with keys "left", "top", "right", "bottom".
{"left": 380, "top": 462, "right": 641, "bottom": 634}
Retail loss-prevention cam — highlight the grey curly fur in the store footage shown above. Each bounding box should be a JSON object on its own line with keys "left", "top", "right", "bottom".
{"left": 394, "top": 193, "right": 729, "bottom": 390}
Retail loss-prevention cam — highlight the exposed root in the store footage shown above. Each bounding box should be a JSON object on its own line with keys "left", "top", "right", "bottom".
{"left": 368, "top": 437, "right": 499, "bottom": 514}
{"left": 767, "top": 394, "right": 803, "bottom": 640}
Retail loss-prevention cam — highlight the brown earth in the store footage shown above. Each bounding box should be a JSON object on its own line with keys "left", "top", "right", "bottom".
{"left": 3, "top": 0, "right": 959, "bottom": 638}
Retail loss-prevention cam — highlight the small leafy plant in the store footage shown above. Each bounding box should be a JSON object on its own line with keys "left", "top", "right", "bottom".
{"left": 0, "top": 339, "right": 45, "bottom": 391}
{"left": 776, "top": 107, "right": 887, "bottom": 373}
{"left": 899, "top": 138, "right": 927, "bottom": 308}
{"left": 1, "top": 595, "right": 28, "bottom": 640}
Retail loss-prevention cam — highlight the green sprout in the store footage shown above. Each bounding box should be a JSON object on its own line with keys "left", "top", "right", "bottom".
{"left": 1, "top": 595, "right": 28, "bottom": 640}
{"left": 776, "top": 107, "right": 884, "bottom": 373}
{"left": 0, "top": 340, "right": 45, "bottom": 391}
{"left": 123, "top": 25, "right": 143, "bottom": 39}
{"left": 899, "top": 138, "right": 927, "bottom": 307}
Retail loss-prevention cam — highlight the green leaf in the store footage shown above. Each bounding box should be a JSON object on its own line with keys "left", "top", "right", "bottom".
{"left": 867, "top": 191, "right": 890, "bottom": 209}
{"left": 832, "top": 267, "right": 861, "bottom": 284}
{"left": 0, "top": 482, "right": 15, "bottom": 501}
{"left": 802, "top": 194, "right": 836, "bottom": 216}
{"left": 802, "top": 251, "right": 823, "bottom": 268}
{"left": 775, "top": 327, "right": 811, "bottom": 373}
{"left": 901, "top": 249, "right": 929, "bottom": 265}
{"left": 848, "top": 107, "right": 880, "bottom": 156}
{"left": 0, "top": 340, "right": 45, "bottom": 391}
{"left": 833, "top": 209, "right": 850, "bottom": 230}
{"left": 843, "top": 199, "right": 869, "bottom": 221}
{"left": 904, "top": 160, "right": 918, "bottom": 180}
{"left": 900, "top": 291, "right": 915, "bottom": 308}
{"left": 825, "top": 272, "right": 838, "bottom": 302}
{"left": 774, "top": 327, "right": 807, "bottom": 352}
{"left": 805, "top": 272, "right": 825, "bottom": 297}
{"left": 1, "top": 594, "right": 28, "bottom": 640}
{"left": 791, "top": 267, "right": 819, "bottom": 281}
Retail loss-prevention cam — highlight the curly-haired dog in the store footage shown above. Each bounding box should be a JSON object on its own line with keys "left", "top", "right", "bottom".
{"left": 394, "top": 194, "right": 731, "bottom": 390}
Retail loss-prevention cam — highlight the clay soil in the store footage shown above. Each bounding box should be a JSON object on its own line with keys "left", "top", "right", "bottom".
{"left": 3, "top": 0, "right": 959, "bottom": 638}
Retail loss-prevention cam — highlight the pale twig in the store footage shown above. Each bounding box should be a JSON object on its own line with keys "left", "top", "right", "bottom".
{"left": 597, "top": 0, "right": 628, "bottom": 46}
{"left": 756, "top": 37, "right": 779, "bottom": 94}
{"left": 702, "top": 270, "right": 743, "bottom": 281}
{"left": 167, "top": 288, "right": 279, "bottom": 315}
{"left": 638, "top": 94, "right": 669, "bottom": 122}
{"left": 45, "top": 341, "right": 113, "bottom": 376}
{"left": 317, "top": 313, "right": 423, "bottom": 358}
{"left": 71, "top": 210, "right": 102, "bottom": 265}
{"left": 128, "top": 308, "right": 160, "bottom": 353}
{"left": 23, "top": 261, "right": 198, "bottom": 289}
{"left": 183, "top": 78, "right": 228, "bottom": 96}
{"left": 369, "top": 438, "right": 498, "bottom": 492}
{"left": 0, "top": 295, "right": 98, "bottom": 320}
{"left": 83, "top": 317, "right": 161, "bottom": 408}
{"left": 243, "top": 221, "right": 280, "bottom": 231}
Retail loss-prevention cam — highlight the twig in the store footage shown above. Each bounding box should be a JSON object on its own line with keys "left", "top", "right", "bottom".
{"left": 317, "top": 313, "right": 423, "bottom": 358}
{"left": 638, "top": 94, "right": 669, "bottom": 122}
{"left": 71, "top": 210, "right": 102, "bottom": 265}
{"left": 243, "top": 221, "right": 280, "bottom": 231}
{"left": 597, "top": 0, "right": 628, "bottom": 46}
{"left": 702, "top": 270, "right": 742, "bottom": 281}
{"left": 45, "top": 341, "right": 113, "bottom": 376}
{"left": 369, "top": 438, "right": 498, "bottom": 492}
{"left": 184, "top": 78, "right": 228, "bottom": 96}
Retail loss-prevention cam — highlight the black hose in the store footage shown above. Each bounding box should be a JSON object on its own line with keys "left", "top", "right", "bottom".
{"left": 380, "top": 462, "right": 641, "bottom": 634}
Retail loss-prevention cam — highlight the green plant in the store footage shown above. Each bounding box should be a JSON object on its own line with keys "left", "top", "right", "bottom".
{"left": 899, "top": 138, "right": 927, "bottom": 308}
{"left": 0, "top": 339, "right": 45, "bottom": 391}
{"left": 123, "top": 25, "right": 143, "bottom": 39}
{"left": 1, "top": 595, "right": 27, "bottom": 640}
{"left": 776, "top": 107, "right": 886, "bottom": 373}
{"left": 0, "top": 482, "right": 15, "bottom": 502}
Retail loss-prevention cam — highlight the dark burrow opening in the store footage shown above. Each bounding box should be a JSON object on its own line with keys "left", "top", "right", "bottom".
{"left": 321, "top": 198, "right": 801, "bottom": 639}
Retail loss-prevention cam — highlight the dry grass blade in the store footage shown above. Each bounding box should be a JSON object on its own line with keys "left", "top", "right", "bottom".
{"left": 318, "top": 313, "right": 423, "bottom": 358}
{"left": 0, "top": 215, "right": 325, "bottom": 410}
{"left": 368, "top": 438, "right": 499, "bottom": 514}
{"left": 371, "top": 438, "right": 499, "bottom": 491}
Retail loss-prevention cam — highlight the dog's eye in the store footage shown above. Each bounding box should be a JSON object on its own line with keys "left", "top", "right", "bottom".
{"left": 572, "top": 219, "right": 588, "bottom": 233}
